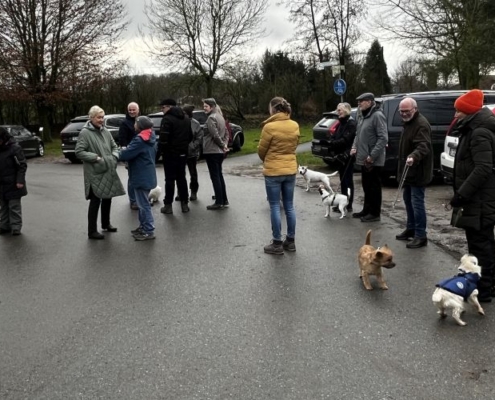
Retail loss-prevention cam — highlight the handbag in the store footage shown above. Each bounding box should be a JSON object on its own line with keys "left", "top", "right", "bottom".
{"left": 450, "top": 207, "right": 463, "bottom": 227}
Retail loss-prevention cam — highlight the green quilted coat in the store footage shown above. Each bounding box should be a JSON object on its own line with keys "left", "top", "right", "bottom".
{"left": 75, "top": 121, "right": 126, "bottom": 199}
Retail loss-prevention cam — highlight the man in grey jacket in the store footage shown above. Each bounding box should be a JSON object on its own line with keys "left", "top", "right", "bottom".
{"left": 350, "top": 92, "right": 388, "bottom": 222}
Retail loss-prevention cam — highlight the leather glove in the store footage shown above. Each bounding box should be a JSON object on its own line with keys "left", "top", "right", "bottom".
{"left": 450, "top": 193, "right": 466, "bottom": 208}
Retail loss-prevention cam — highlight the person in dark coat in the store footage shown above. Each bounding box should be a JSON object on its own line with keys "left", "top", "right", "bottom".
{"left": 118, "top": 102, "right": 140, "bottom": 210}
{"left": 351, "top": 92, "right": 388, "bottom": 222}
{"left": 158, "top": 98, "right": 193, "bottom": 214}
{"left": 449, "top": 89, "right": 495, "bottom": 302}
{"left": 395, "top": 97, "right": 433, "bottom": 249}
{"left": 119, "top": 116, "right": 157, "bottom": 241}
{"left": 0, "top": 127, "right": 27, "bottom": 236}
{"left": 327, "top": 102, "right": 356, "bottom": 212}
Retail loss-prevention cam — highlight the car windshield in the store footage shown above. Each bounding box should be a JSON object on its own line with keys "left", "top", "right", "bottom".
{"left": 317, "top": 116, "right": 339, "bottom": 128}
{"left": 61, "top": 121, "right": 86, "bottom": 133}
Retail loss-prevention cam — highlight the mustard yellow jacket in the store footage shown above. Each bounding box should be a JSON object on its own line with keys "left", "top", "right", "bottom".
{"left": 258, "top": 113, "right": 300, "bottom": 176}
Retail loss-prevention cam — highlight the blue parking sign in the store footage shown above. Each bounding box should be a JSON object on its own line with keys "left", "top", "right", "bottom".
{"left": 334, "top": 79, "right": 346, "bottom": 96}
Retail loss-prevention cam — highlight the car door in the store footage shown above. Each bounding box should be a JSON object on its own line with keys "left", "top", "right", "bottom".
{"left": 10, "top": 126, "right": 34, "bottom": 157}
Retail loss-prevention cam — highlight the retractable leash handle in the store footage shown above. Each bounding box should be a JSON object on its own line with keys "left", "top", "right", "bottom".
{"left": 392, "top": 163, "right": 409, "bottom": 210}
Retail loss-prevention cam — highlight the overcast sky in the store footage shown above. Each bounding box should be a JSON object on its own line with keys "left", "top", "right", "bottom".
{"left": 121, "top": 0, "right": 405, "bottom": 76}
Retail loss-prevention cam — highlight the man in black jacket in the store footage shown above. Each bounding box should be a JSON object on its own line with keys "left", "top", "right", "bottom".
{"left": 118, "top": 102, "right": 140, "bottom": 210}
{"left": 395, "top": 97, "right": 433, "bottom": 249}
{"left": 449, "top": 89, "right": 495, "bottom": 302}
{"left": 0, "top": 127, "right": 28, "bottom": 236}
{"left": 159, "top": 98, "right": 193, "bottom": 214}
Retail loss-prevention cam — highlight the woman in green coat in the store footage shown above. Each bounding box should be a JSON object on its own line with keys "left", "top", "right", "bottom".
{"left": 75, "top": 106, "right": 125, "bottom": 239}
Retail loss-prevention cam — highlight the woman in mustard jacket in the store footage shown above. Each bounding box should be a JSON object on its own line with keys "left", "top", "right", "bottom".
{"left": 257, "top": 97, "right": 300, "bottom": 255}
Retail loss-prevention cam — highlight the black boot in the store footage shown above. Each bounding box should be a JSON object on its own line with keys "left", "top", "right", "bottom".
{"left": 396, "top": 229, "right": 415, "bottom": 241}
{"left": 406, "top": 237, "right": 428, "bottom": 249}
{"left": 181, "top": 201, "right": 190, "bottom": 213}
{"left": 189, "top": 191, "right": 197, "bottom": 201}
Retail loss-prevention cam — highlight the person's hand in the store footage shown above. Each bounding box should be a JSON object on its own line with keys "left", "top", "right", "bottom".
{"left": 96, "top": 156, "right": 102, "bottom": 162}
{"left": 365, "top": 156, "right": 373, "bottom": 165}
{"left": 406, "top": 156, "right": 414, "bottom": 166}
{"left": 450, "top": 193, "right": 466, "bottom": 208}
{"left": 16, "top": 183, "right": 24, "bottom": 189}
{"left": 350, "top": 148, "right": 356, "bottom": 156}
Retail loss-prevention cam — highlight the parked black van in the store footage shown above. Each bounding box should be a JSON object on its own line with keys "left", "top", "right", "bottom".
{"left": 311, "top": 90, "right": 495, "bottom": 179}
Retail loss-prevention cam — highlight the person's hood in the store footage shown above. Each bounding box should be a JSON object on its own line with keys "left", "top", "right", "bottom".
{"left": 138, "top": 128, "right": 156, "bottom": 145}
{"left": 458, "top": 107, "right": 495, "bottom": 133}
{"left": 83, "top": 120, "right": 103, "bottom": 132}
{"left": 166, "top": 106, "right": 186, "bottom": 119}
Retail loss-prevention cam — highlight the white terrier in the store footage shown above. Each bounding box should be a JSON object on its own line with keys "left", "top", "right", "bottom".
{"left": 318, "top": 185, "right": 350, "bottom": 219}
{"left": 148, "top": 186, "right": 162, "bottom": 206}
{"left": 298, "top": 165, "right": 338, "bottom": 192}
{"left": 432, "top": 254, "right": 485, "bottom": 326}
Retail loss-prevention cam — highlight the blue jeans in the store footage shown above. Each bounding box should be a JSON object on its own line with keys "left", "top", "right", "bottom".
{"left": 403, "top": 185, "right": 426, "bottom": 238}
{"left": 204, "top": 153, "right": 228, "bottom": 205}
{"left": 265, "top": 175, "right": 296, "bottom": 241}
{"left": 134, "top": 188, "right": 154, "bottom": 234}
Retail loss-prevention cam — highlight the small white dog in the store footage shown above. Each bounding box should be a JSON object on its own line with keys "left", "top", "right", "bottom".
{"left": 432, "top": 254, "right": 485, "bottom": 326}
{"left": 318, "top": 185, "right": 351, "bottom": 219}
{"left": 148, "top": 186, "right": 162, "bottom": 206}
{"left": 298, "top": 165, "right": 338, "bottom": 192}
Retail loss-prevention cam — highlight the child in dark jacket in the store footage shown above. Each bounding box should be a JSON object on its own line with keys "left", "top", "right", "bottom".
{"left": 0, "top": 127, "right": 28, "bottom": 236}
{"left": 119, "top": 116, "right": 157, "bottom": 241}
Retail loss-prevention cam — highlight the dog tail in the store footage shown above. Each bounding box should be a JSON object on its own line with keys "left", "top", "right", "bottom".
{"left": 327, "top": 171, "right": 339, "bottom": 177}
{"left": 365, "top": 230, "right": 372, "bottom": 245}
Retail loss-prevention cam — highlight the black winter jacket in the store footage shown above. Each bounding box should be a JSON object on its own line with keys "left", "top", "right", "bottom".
{"left": 453, "top": 107, "right": 495, "bottom": 230}
{"left": 0, "top": 138, "right": 28, "bottom": 200}
{"left": 159, "top": 107, "right": 193, "bottom": 156}
{"left": 118, "top": 113, "right": 137, "bottom": 147}
{"left": 397, "top": 112, "right": 433, "bottom": 187}
{"left": 329, "top": 116, "right": 356, "bottom": 158}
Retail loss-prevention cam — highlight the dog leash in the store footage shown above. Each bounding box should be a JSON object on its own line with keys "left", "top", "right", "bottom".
{"left": 336, "top": 155, "right": 354, "bottom": 193}
{"left": 392, "top": 162, "right": 409, "bottom": 210}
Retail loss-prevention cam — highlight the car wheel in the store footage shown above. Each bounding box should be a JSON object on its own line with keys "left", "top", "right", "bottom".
{"left": 232, "top": 134, "right": 242, "bottom": 152}
{"left": 37, "top": 142, "right": 45, "bottom": 157}
{"left": 67, "top": 154, "right": 81, "bottom": 164}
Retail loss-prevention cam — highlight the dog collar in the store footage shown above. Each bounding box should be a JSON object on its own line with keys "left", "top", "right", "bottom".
{"left": 322, "top": 195, "right": 330, "bottom": 201}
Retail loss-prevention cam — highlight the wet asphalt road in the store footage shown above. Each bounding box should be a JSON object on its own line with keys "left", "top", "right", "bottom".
{"left": 1, "top": 153, "right": 495, "bottom": 400}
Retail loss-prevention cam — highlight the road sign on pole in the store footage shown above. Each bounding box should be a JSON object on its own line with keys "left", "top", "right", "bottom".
{"left": 333, "top": 79, "right": 347, "bottom": 96}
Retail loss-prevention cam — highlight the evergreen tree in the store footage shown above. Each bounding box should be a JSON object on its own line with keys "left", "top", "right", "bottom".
{"left": 362, "top": 40, "right": 392, "bottom": 96}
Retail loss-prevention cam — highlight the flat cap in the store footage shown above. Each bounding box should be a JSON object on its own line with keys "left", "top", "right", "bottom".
{"left": 159, "top": 98, "right": 177, "bottom": 106}
{"left": 356, "top": 92, "right": 375, "bottom": 101}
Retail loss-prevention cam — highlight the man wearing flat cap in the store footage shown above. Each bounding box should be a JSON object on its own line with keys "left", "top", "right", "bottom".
{"left": 449, "top": 89, "right": 495, "bottom": 302}
{"left": 350, "top": 92, "right": 388, "bottom": 222}
{"left": 158, "top": 98, "right": 193, "bottom": 215}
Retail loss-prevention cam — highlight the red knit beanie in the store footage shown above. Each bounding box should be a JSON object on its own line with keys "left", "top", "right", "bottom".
{"left": 454, "top": 89, "right": 484, "bottom": 114}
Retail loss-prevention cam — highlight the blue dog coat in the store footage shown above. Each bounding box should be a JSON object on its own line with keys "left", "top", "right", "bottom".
{"left": 436, "top": 272, "right": 480, "bottom": 301}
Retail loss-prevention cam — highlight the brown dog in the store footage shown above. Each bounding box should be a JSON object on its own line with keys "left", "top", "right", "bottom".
{"left": 358, "top": 230, "right": 396, "bottom": 290}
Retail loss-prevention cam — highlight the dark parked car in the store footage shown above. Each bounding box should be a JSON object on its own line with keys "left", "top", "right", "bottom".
{"left": 60, "top": 114, "right": 125, "bottom": 163}
{"left": 147, "top": 110, "right": 244, "bottom": 158}
{"left": 0, "top": 125, "right": 44, "bottom": 158}
{"left": 311, "top": 90, "right": 495, "bottom": 179}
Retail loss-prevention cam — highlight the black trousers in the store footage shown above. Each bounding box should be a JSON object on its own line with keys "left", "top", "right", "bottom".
{"left": 163, "top": 153, "right": 188, "bottom": 204}
{"left": 338, "top": 159, "right": 354, "bottom": 208}
{"left": 186, "top": 156, "right": 199, "bottom": 193}
{"left": 88, "top": 187, "right": 112, "bottom": 234}
{"left": 361, "top": 166, "right": 382, "bottom": 216}
{"left": 465, "top": 224, "right": 495, "bottom": 295}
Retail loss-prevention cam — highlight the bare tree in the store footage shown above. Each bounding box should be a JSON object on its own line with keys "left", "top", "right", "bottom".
{"left": 0, "top": 0, "right": 128, "bottom": 140}
{"left": 143, "top": 0, "right": 268, "bottom": 97}
{"left": 376, "top": 0, "right": 495, "bottom": 88}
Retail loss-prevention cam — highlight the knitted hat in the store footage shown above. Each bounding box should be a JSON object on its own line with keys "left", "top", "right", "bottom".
{"left": 203, "top": 98, "right": 217, "bottom": 107}
{"left": 454, "top": 90, "right": 484, "bottom": 114}
{"left": 159, "top": 98, "right": 177, "bottom": 107}
{"left": 135, "top": 116, "right": 154, "bottom": 131}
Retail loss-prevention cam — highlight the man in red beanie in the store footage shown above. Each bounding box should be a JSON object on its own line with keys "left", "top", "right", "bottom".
{"left": 450, "top": 89, "right": 495, "bottom": 302}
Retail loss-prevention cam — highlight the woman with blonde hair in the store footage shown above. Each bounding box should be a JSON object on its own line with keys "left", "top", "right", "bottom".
{"left": 258, "top": 97, "right": 300, "bottom": 255}
{"left": 327, "top": 102, "right": 356, "bottom": 212}
{"left": 75, "top": 106, "right": 125, "bottom": 239}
